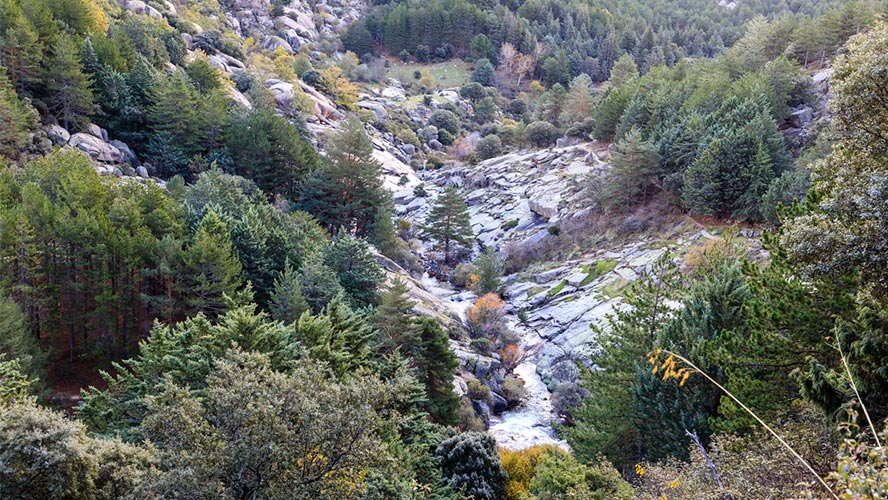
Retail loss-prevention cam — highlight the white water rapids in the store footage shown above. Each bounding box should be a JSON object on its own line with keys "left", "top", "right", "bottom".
{"left": 420, "top": 273, "right": 567, "bottom": 450}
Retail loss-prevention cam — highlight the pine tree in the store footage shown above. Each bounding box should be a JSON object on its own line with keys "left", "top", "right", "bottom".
{"left": 0, "top": 68, "right": 37, "bottom": 158}
{"left": 270, "top": 260, "right": 309, "bottom": 324}
{"left": 323, "top": 232, "right": 384, "bottom": 309}
{"left": 45, "top": 35, "right": 94, "bottom": 131}
{"left": 298, "top": 115, "right": 388, "bottom": 238}
{"left": 297, "top": 255, "right": 345, "bottom": 314}
{"left": 226, "top": 108, "right": 318, "bottom": 199}
{"left": 471, "top": 58, "right": 495, "bottom": 86}
{"left": 599, "top": 127, "right": 661, "bottom": 211}
{"left": 179, "top": 210, "right": 242, "bottom": 318}
{"left": 422, "top": 186, "right": 474, "bottom": 264}
{"left": 0, "top": 21, "right": 41, "bottom": 94}
{"left": 412, "top": 317, "right": 460, "bottom": 425}
{"left": 148, "top": 71, "right": 202, "bottom": 157}
{"left": 373, "top": 278, "right": 417, "bottom": 352}
{"left": 474, "top": 247, "right": 502, "bottom": 295}
{"left": 563, "top": 256, "right": 680, "bottom": 470}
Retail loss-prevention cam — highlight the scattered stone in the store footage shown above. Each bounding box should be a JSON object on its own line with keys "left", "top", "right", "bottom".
{"left": 529, "top": 197, "right": 558, "bottom": 219}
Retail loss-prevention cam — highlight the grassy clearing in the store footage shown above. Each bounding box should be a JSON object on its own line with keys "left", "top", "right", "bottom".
{"left": 385, "top": 61, "right": 470, "bottom": 87}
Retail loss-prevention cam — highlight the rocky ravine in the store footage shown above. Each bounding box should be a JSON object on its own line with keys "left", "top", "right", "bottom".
{"left": 393, "top": 141, "right": 756, "bottom": 449}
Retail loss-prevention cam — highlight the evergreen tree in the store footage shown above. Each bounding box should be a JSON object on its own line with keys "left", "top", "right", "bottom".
{"left": 298, "top": 116, "right": 388, "bottom": 239}
{"left": 45, "top": 35, "right": 94, "bottom": 131}
{"left": 226, "top": 108, "right": 318, "bottom": 199}
{"left": 599, "top": 127, "right": 661, "bottom": 211}
{"left": 470, "top": 34, "right": 497, "bottom": 64}
{"left": 412, "top": 317, "right": 460, "bottom": 425}
{"left": 179, "top": 210, "right": 242, "bottom": 318}
{"left": 564, "top": 256, "right": 680, "bottom": 470}
{"left": 0, "top": 21, "right": 42, "bottom": 94}
{"left": 0, "top": 68, "right": 37, "bottom": 158}
{"left": 323, "top": 232, "right": 384, "bottom": 309}
{"left": 474, "top": 247, "right": 502, "bottom": 295}
{"left": 148, "top": 71, "right": 203, "bottom": 158}
{"left": 422, "top": 186, "right": 474, "bottom": 264}
{"left": 559, "top": 74, "right": 595, "bottom": 130}
{"left": 270, "top": 260, "right": 309, "bottom": 324}
{"left": 297, "top": 255, "right": 345, "bottom": 314}
{"left": 437, "top": 431, "right": 507, "bottom": 500}
{"left": 373, "top": 278, "right": 416, "bottom": 352}
{"left": 295, "top": 297, "right": 377, "bottom": 378}
{"left": 471, "top": 58, "right": 495, "bottom": 86}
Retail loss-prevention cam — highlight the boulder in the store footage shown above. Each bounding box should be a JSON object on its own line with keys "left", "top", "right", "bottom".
{"left": 529, "top": 196, "right": 558, "bottom": 219}
{"left": 357, "top": 100, "right": 388, "bottom": 120}
{"left": 259, "top": 36, "right": 294, "bottom": 55}
{"left": 136, "top": 166, "right": 149, "bottom": 178}
{"left": 45, "top": 125, "right": 70, "bottom": 145}
{"left": 68, "top": 134, "right": 122, "bottom": 163}
{"left": 491, "top": 392, "right": 509, "bottom": 414}
{"left": 122, "top": 0, "right": 162, "bottom": 18}
{"left": 110, "top": 140, "right": 139, "bottom": 165}
{"left": 428, "top": 139, "right": 443, "bottom": 150}
{"left": 788, "top": 106, "right": 814, "bottom": 128}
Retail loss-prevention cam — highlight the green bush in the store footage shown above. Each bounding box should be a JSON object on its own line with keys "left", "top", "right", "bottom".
{"left": 526, "top": 121, "right": 559, "bottom": 147}
{"left": 476, "top": 134, "right": 503, "bottom": 160}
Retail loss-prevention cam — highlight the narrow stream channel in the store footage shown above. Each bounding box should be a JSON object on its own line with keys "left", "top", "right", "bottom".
{"left": 420, "top": 273, "right": 567, "bottom": 450}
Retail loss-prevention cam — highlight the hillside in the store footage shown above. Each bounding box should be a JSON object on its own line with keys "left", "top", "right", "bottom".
{"left": 1, "top": 0, "right": 888, "bottom": 498}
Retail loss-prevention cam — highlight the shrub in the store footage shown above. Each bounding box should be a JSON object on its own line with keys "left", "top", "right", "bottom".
{"left": 460, "top": 82, "right": 485, "bottom": 101}
{"left": 437, "top": 128, "right": 454, "bottom": 146}
{"left": 507, "top": 99, "right": 528, "bottom": 116}
{"left": 501, "top": 446, "right": 559, "bottom": 500}
{"left": 458, "top": 398, "right": 486, "bottom": 431}
{"left": 476, "top": 135, "right": 503, "bottom": 160}
{"left": 398, "top": 49, "right": 410, "bottom": 62}
{"left": 466, "top": 379, "right": 493, "bottom": 404}
{"left": 467, "top": 293, "right": 507, "bottom": 340}
{"left": 436, "top": 432, "right": 508, "bottom": 500}
{"left": 429, "top": 109, "right": 460, "bottom": 136}
{"left": 450, "top": 262, "right": 479, "bottom": 288}
{"left": 501, "top": 374, "right": 526, "bottom": 405}
{"left": 526, "top": 121, "right": 559, "bottom": 147}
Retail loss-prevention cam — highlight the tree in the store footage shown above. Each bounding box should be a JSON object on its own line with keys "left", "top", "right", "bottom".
{"left": 178, "top": 210, "right": 243, "bottom": 318}
{"left": 0, "top": 295, "right": 45, "bottom": 392}
{"left": 141, "top": 350, "right": 405, "bottom": 499}
{"left": 599, "top": 127, "right": 661, "bottom": 210}
{"left": 323, "top": 233, "right": 384, "bottom": 309}
{"left": 422, "top": 186, "right": 473, "bottom": 263}
{"left": 45, "top": 35, "right": 94, "bottom": 131}
{"left": 564, "top": 257, "right": 681, "bottom": 470}
{"left": 0, "top": 21, "right": 42, "bottom": 94}
{"left": 373, "top": 278, "right": 416, "bottom": 352}
{"left": 1, "top": 402, "right": 154, "bottom": 500}
{"left": 148, "top": 71, "right": 203, "bottom": 158}
{"left": 185, "top": 54, "right": 224, "bottom": 93}
{"left": 470, "top": 34, "right": 496, "bottom": 64}
{"left": 412, "top": 317, "right": 460, "bottom": 425}
{"left": 474, "top": 247, "right": 502, "bottom": 295}
{"left": 270, "top": 260, "right": 308, "bottom": 324}
{"left": 560, "top": 74, "right": 595, "bottom": 130}
{"left": 226, "top": 108, "right": 318, "bottom": 199}
{"left": 475, "top": 134, "right": 502, "bottom": 160}
{"left": 436, "top": 431, "right": 507, "bottom": 500}
{"left": 298, "top": 116, "right": 389, "bottom": 240}
{"left": 0, "top": 68, "right": 37, "bottom": 158}
{"left": 474, "top": 96, "right": 496, "bottom": 124}
{"left": 609, "top": 54, "right": 639, "bottom": 88}
{"left": 471, "top": 58, "right": 495, "bottom": 86}
{"left": 525, "top": 121, "right": 559, "bottom": 147}
{"left": 429, "top": 109, "right": 459, "bottom": 136}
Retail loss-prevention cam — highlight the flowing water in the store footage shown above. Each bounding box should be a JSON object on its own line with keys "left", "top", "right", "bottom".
{"left": 420, "top": 273, "right": 567, "bottom": 450}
